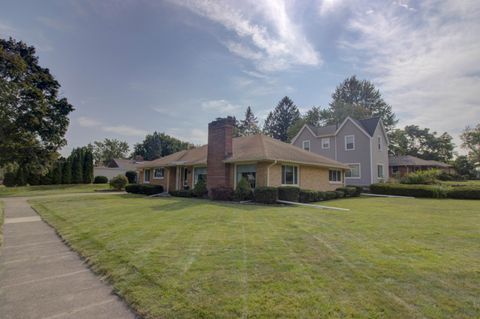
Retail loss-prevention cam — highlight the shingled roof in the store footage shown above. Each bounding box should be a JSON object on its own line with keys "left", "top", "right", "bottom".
{"left": 389, "top": 155, "right": 451, "bottom": 168}
{"left": 140, "top": 135, "right": 348, "bottom": 169}
{"left": 305, "top": 117, "right": 381, "bottom": 137}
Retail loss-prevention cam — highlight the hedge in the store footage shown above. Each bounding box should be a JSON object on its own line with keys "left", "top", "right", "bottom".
{"left": 254, "top": 187, "right": 278, "bottom": 204}
{"left": 170, "top": 189, "right": 193, "bottom": 197}
{"left": 445, "top": 187, "right": 480, "bottom": 199}
{"left": 299, "top": 190, "right": 325, "bottom": 203}
{"left": 93, "top": 176, "right": 108, "bottom": 184}
{"left": 278, "top": 186, "right": 300, "bottom": 202}
{"left": 210, "top": 187, "right": 234, "bottom": 201}
{"left": 125, "top": 184, "right": 164, "bottom": 195}
{"left": 339, "top": 186, "right": 362, "bottom": 197}
{"left": 370, "top": 183, "right": 448, "bottom": 198}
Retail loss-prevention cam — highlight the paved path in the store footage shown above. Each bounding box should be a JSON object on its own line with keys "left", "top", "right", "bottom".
{"left": 0, "top": 195, "right": 137, "bottom": 319}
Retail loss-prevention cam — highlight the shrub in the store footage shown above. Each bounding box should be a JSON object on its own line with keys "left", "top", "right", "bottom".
{"left": 109, "top": 174, "right": 128, "bottom": 191}
{"left": 437, "top": 171, "right": 466, "bottom": 181}
{"left": 170, "top": 189, "right": 193, "bottom": 197}
{"left": 446, "top": 187, "right": 480, "bottom": 199}
{"left": 234, "top": 178, "right": 253, "bottom": 201}
{"left": 210, "top": 186, "right": 234, "bottom": 201}
{"left": 3, "top": 172, "right": 16, "bottom": 187}
{"left": 126, "top": 184, "right": 164, "bottom": 195}
{"left": 370, "top": 183, "right": 448, "bottom": 198}
{"left": 400, "top": 169, "right": 440, "bottom": 185}
{"left": 346, "top": 185, "right": 363, "bottom": 197}
{"left": 335, "top": 190, "right": 345, "bottom": 198}
{"left": 254, "top": 187, "right": 278, "bottom": 204}
{"left": 325, "top": 191, "right": 337, "bottom": 200}
{"left": 278, "top": 186, "right": 300, "bottom": 202}
{"left": 94, "top": 176, "right": 108, "bottom": 184}
{"left": 299, "top": 190, "right": 317, "bottom": 203}
{"left": 193, "top": 179, "right": 208, "bottom": 198}
{"left": 125, "top": 171, "right": 137, "bottom": 184}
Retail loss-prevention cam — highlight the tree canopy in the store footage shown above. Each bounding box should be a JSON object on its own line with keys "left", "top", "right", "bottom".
{"left": 0, "top": 37, "right": 74, "bottom": 173}
{"left": 263, "top": 96, "right": 300, "bottom": 142}
{"left": 236, "top": 106, "right": 261, "bottom": 137}
{"left": 322, "top": 76, "right": 397, "bottom": 132}
{"left": 133, "top": 132, "right": 193, "bottom": 161}
{"left": 90, "top": 139, "right": 130, "bottom": 166}
{"left": 460, "top": 124, "right": 480, "bottom": 163}
{"left": 287, "top": 106, "right": 325, "bottom": 141}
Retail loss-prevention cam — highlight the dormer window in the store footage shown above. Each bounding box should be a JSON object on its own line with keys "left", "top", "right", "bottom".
{"left": 345, "top": 135, "right": 355, "bottom": 150}
{"left": 302, "top": 140, "right": 310, "bottom": 151}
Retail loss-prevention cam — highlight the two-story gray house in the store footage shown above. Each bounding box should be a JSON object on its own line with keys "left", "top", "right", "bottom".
{"left": 291, "top": 117, "right": 389, "bottom": 186}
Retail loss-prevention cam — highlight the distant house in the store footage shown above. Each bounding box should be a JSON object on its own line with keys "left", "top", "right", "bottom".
{"left": 291, "top": 117, "right": 389, "bottom": 186}
{"left": 137, "top": 117, "right": 349, "bottom": 193}
{"left": 388, "top": 155, "right": 454, "bottom": 177}
{"left": 94, "top": 158, "right": 144, "bottom": 181}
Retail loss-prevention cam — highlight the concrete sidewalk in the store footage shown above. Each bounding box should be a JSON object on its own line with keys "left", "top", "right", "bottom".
{"left": 0, "top": 196, "right": 137, "bottom": 319}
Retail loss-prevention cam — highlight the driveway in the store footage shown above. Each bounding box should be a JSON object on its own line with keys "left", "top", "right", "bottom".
{"left": 0, "top": 194, "right": 137, "bottom": 319}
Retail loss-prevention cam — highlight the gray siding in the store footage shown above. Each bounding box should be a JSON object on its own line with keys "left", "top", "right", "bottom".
{"left": 370, "top": 124, "right": 389, "bottom": 183}
{"left": 292, "top": 128, "right": 337, "bottom": 159}
{"left": 336, "top": 121, "right": 371, "bottom": 186}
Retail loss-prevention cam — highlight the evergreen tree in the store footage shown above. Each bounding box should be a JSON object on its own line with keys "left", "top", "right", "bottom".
{"left": 62, "top": 158, "right": 72, "bottom": 184}
{"left": 52, "top": 162, "right": 63, "bottom": 184}
{"left": 83, "top": 150, "right": 94, "bottom": 183}
{"left": 237, "top": 106, "right": 261, "bottom": 136}
{"left": 15, "top": 167, "right": 27, "bottom": 186}
{"left": 71, "top": 149, "right": 83, "bottom": 184}
{"left": 287, "top": 106, "right": 326, "bottom": 141}
{"left": 263, "top": 96, "right": 300, "bottom": 142}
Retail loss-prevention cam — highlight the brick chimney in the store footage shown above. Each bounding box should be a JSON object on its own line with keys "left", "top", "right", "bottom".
{"left": 207, "top": 117, "right": 235, "bottom": 194}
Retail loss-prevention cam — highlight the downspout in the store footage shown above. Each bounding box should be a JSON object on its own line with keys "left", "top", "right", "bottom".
{"left": 266, "top": 160, "right": 278, "bottom": 186}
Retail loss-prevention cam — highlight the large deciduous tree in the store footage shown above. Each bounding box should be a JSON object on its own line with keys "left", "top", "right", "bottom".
{"left": 91, "top": 139, "right": 130, "bottom": 166}
{"left": 133, "top": 132, "right": 192, "bottom": 161}
{"left": 236, "top": 106, "right": 261, "bottom": 137}
{"left": 389, "top": 125, "right": 454, "bottom": 162}
{"left": 263, "top": 96, "right": 300, "bottom": 142}
{"left": 323, "top": 76, "right": 397, "bottom": 132}
{"left": 0, "top": 38, "right": 74, "bottom": 173}
{"left": 460, "top": 124, "right": 480, "bottom": 162}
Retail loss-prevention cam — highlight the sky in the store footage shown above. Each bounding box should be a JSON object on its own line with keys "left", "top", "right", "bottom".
{"left": 1, "top": 0, "right": 479, "bottom": 156}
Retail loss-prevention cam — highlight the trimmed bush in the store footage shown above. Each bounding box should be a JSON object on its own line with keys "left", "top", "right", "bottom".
{"left": 278, "top": 186, "right": 300, "bottom": 202}
{"left": 126, "top": 184, "right": 164, "bottom": 195}
{"left": 3, "top": 172, "right": 16, "bottom": 187}
{"left": 170, "top": 189, "right": 193, "bottom": 197}
{"left": 335, "top": 190, "right": 345, "bottom": 198}
{"left": 325, "top": 191, "right": 337, "bottom": 200}
{"left": 109, "top": 174, "right": 128, "bottom": 191}
{"left": 254, "top": 187, "right": 278, "bottom": 204}
{"left": 447, "top": 187, "right": 480, "bottom": 199}
{"left": 210, "top": 187, "right": 234, "bottom": 201}
{"left": 125, "top": 171, "right": 137, "bottom": 184}
{"left": 193, "top": 179, "right": 208, "bottom": 198}
{"left": 400, "top": 169, "right": 440, "bottom": 185}
{"left": 370, "top": 183, "right": 448, "bottom": 198}
{"left": 94, "top": 176, "right": 108, "bottom": 184}
{"left": 234, "top": 178, "right": 253, "bottom": 201}
{"left": 299, "top": 190, "right": 317, "bottom": 203}
{"left": 346, "top": 185, "right": 363, "bottom": 197}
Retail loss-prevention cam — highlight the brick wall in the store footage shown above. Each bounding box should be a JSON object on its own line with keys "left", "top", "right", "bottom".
{"left": 267, "top": 163, "right": 341, "bottom": 191}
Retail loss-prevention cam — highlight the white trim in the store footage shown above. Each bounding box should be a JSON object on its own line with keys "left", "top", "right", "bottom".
{"left": 377, "top": 136, "right": 382, "bottom": 151}
{"left": 302, "top": 140, "right": 311, "bottom": 151}
{"left": 192, "top": 166, "right": 207, "bottom": 188}
{"left": 281, "top": 164, "right": 299, "bottom": 186}
{"left": 234, "top": 162, "right": 257, "bottom": 190}
{"left": 291, "top": 124, "right": 317, "bottom": 144}
{"left": 344, "top": 135, "right": 355, "bottom": 151}
{"left": 321, "top": 137, "right": 330, "bottom": 149}
{"left": 377, "top": 163, "right": 385, "bottom": 179}
{"left": 328, "top": 169, "right": 343, "bottom": 183}
{"left": 370, "top": 138, "right": 374, "bottom": 184}
{"left": 335, "top": 116, "right": 371, "bottom": 138}
{"left": 152, "top": 167, "right": 165, "bottom": 180}
{"left": 345, "top": 163, "right": 361, "bottom": 179}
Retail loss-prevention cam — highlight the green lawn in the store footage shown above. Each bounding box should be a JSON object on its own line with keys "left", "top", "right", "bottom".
{"left": 0, "top": 201, "right": 4, "bottom": 247}
{"left": 30, "top": 195, "right": 480, "bottom": 319}
{"left": 0, "top": 183, "right": 110, "bottom": 198}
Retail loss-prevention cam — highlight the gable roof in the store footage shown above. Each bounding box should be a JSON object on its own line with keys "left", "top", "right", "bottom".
{"left": 356, "top": 117, "right": 381, "bottom": 136}
{"left": 103, "top": 158, "right": 143, "bottom": 170}
{"left": 389, "top": 155, "right": 451, "bottom": 168}
{"left": 140, "top": 135, "right": 348, "bottom": 170}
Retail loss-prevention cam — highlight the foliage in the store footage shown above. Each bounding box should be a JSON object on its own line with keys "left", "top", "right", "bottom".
{"left": 278, "top": 186, "right": 300, "bottom": 202}
{"left": 345, "top": 185, "right": 363, "bottom": 196}
{"left": 447, "top": 187, "right": 480, "bottom": 199}
{"left": 210, "top": 186, "right": 234, "bottom": 201}
{"left": 0, "top": 38, "right": 74, "bottom": 173}
{"left": 253, "top": 187, "right": 278, "bottom": 204}
{"left": 83, "top": 151, "right": 94, "bottom": 183}
{"left": 70, "top": 148, "right": 84, "bottom": 184}
{"left": 400, "top": 169, "right": 440, "bottom": 185}
{"left": 263, "top": 96, "right": 300, "bottom": 142}
{"left": 335, "top": 190, "right": 345, "bottom": 198}
{"left": 0, "top": 184, "right": 109, "bottom": 197}
{"left": 323, "top": 75, "right": 397, "bottom": 132}
{"left": 51, "top": 162, "right": 63, "bottom": 185}
{"left": 336, "top": 186, "right": 360, "bottom": 197}
{"left": 126, "top": 184, "right": 164, "bottom": 195}
{"left": 298, "top": 190, "right": 324, "bottom": 203}
{"left": 437, "top": 171, "right": 466, "bottom": 181}
{"left": 389, "top": 125, "right": 454, "bottom": 161}
{"left": 93, "top": 176, "right": 109, "bottom": 184}
{"left": 460, "top": 124, "right": 480, "bottom": 162}
{"left": 325, "top": 191, "right": 337, "bottom": 200}
{"left": 90, "top": 139, "right": 130, "bottom": 166}
{"left": 169, "top": 189, "right": 194, "bottom": 197}
{"left": 125, "top": 171, "right": 137, "bottom": 184}
{"left": 287, "top": 107, "right": 326, "bottom": 141}
{"left": 61, "top": 158, "right": 72, "bottom": 184}
{"left": 234, "top": 177, "right": 253, "bottom": 201}
{"left": 193, "top": 178, "right": 208, "bottom": 198}
{"left": 109, "top": 174, "right": 128, "bottom": 191}
{"left": 453, "top": 155, "right": 476, "bottom": 179}
{"left": 236, "top": 106, "right": 261, "bottom": 137}
{"left": 3, "top": 171, "right": 16, "bottom": 187}
{"left": 370, "top": 183, "right": 448, "bottom": 198}
{"left": 133, "top": 132, "right": 192, "bottom": 161}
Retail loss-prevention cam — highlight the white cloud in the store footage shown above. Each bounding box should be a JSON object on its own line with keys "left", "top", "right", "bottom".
{"left": 78, "top": 116, "right": 102, "bottom": 127}
{"left": 201, "top": 99, "right": 240, "bottom": 113}
{"left": 339, "top": 0, "right": 480, "bottom": 148}
{"left": 318, "top": 0, "right": 344, "bottom": 15}
{"left": 168, "top": 128, "right": 208, "bottom": 145}
{"left": 170, "top": 0, "right": 321, "bottom": 72}
{"left": 103, "top": 125, "right": 148, "bottom": 137}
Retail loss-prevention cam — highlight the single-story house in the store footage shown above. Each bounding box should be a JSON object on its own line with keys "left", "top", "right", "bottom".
{"left": 94, "top": 158, "right": 144, "bottom": 181}
{"left": 137, "top": 117, "right": 349, "bottom": 193}
{"left": 389, "top": 155, "right": 454, "bottom": 177}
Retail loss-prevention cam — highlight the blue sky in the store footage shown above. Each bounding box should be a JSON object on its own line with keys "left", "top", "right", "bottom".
{"left": 1, "top": 0, "right": 479, "bottom": 155}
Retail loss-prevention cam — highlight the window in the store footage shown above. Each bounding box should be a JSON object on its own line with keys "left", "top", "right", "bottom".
{"left": 193, "top": 167, "right": 207, "bottom": 185}
{"left": 345, "top": 164, "right": 360, "bottom": 178}
{"left": 377, "top": 164, "right": 384, "bottom": 178}
{"left": 302, "top": 140, "right": 310, "bottom": 151}
{"left": 321, "top": 138, "right": 330, "bottom": 149}
{"left": 392, "top": 166, "right": 399, "bottom": 174}
{"left": 345, "top": 135, "right": 355, "bottom": 150}
{"left": 282, "top": 165, "right": 298, "bottom": 185}
{"left": 144, "top": 169, "right": 151, "bottom": 183}
{"left": 236, "top": 164, "right": 256, "bottom": 188}
{"left": 329, "top": 170, "right": 342, "bottom": 182}
{"left": 153, "top": 168, "right": 164, "bottom": 179}
{"left": 378, "top": 136, "right": 382, "bottom": 150}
